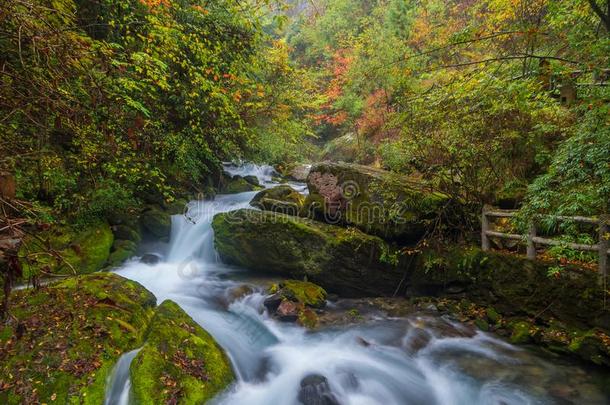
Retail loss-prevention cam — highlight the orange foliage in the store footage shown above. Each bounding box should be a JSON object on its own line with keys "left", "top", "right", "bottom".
{"left": 315, "top": 49, "right": 353, "bottom": 126}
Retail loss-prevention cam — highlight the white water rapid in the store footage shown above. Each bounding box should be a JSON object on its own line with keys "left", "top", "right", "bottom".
{"left": 105, "top": 164, "right": 609, "bottom": 405}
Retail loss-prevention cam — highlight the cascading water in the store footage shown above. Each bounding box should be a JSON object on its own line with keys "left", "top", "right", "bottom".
{"left": 107, "top": 164, "right": 609, "bottom": 405}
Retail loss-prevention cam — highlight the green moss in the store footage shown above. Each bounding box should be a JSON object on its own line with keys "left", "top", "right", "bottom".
{"left": 486, "top": 307, "right": 501, "bottom": 324}
{"left": 107, "top": 239, "right": 138, "bottom": 267}
{"left": 212, "top": 209, "right": 406, "bottom": 297}
{"left": 277, "top": 280, "right": 327, "bottom": 308}
{"left": 0, "top": 273, "right": 156, "bottom": 404}
{"left": 130, "top": 300, "right": 235, "bottom": 404}
{"left": 19, "top": 221, "right": 113, "bottom": 277}
{"left": 474, "top": 318, "right": 489, "bottom": 331}
{"left": 112, "top": 224, "right": 142, "bottom": 244}
{"left": 222, "top": 177, "right": 262, "bottom": 194}
{"left": 139, "top": 206, "right": 172, "bottom": 238}
{"left": 250, "top": 186, "right": 305, "bottom": 216}
{"left": 305, "top": 162, "right": 449, "bottom": 241}
{"left": 510, "top": 321, "right": 536, "bottom": 344}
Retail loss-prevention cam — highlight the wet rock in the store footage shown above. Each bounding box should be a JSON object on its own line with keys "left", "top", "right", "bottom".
{"left": 130, "top": 300, "right": 235, "bottom": 404}
{"left": 112, "top": 224, "right": 141, "bottom": 244}
{"left": 140, "top": 253, "right": 161, "bottom": 265}
{"left": 221, "top": 175, "right": 261, "bottom": 194}
{"left": 226, "top": 284, "right": 254, "bottom": 303}
{"left": 243, "top": 175, "right": 260, "bottom": 186}
{"left": 356, "top": 336, "right": 371, "bottom": 347}
{"left": 107, "top": 239, "right": 138, "bottom": 267}
{"left": 403, "top": 327, "right": 431, "bottom": 354}
{"left": 263, "top": 292, "right": 283, "bottom": 312}
{"left": 286, "top": 163, "right": 311, "bottom": 182}
{"left": 276, "top": 300, "right": 299, "bottom": 322}
{"left": 270, "top": 280, "right": 327, "bottom": 309}
{"left": 297, "top": 374, "right": 341, "bottom": 405}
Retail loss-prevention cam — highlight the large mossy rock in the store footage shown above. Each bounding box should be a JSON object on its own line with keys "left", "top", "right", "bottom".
{"left": 0, "top": 273, "right": 156, "bottom": 404}
{"left": 130, "top": 300, "right": 235, "bottom": 404}
{"left": 250, "top": 185, "right": 305, "bottom": 216}
{"left": 220, "top": 174, "right": 262, "bottom": 194}
{"left": 139, "top": 205, "right": 172, "bottom": 239}
{"left": 276, "top": 163, "right": 311, "bottom": 182}
{"left": 212, "top": 209, "right": 406, "bottom": 296}
{"left": 304, "top": 162, "right": 449, "bottom": 242}
{"left": 107, "top": 239, "right": 138, "bottom": 267}
{"left": 19, "top": 221, "right": 114, "bottom": 277}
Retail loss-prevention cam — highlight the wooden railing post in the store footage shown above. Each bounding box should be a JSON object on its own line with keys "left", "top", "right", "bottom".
{"left": 482, "top": 205, "right": 490, "bottom": 252}
{"left": 527, "top": 222, "right": 537, "bottom": 260}
{"left": 600, "top": 215, "right": 609, "bottom": 280}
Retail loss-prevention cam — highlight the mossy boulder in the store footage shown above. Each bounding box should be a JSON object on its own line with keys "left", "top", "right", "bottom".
{"left": 243, "top": 175, "right": 260, "bottom": 186}
{"left": 212, "top": 209, "right": 407, "bottom": 296}
{"left": 112, "top": 224, "right": 141, "bottom": 244}
{"left": 265, "top": 281, "right": 327, "bottom": 329}
{"left": 19, "top": 221, "right": 114, "bottom": 277}
{"left": 107, "top": 239, "right": 138, "bottom": 267}
{"left": 220, "top": 175, "right": 262, "bottom": 194}
{"left": 304, "top": 162, "right": 449, "bottom": 242}
{"left": 320, "top": 133, "right": 362, "bottom": 163}
{"left": 139, "top": 206, "right": 171, "bottom": 239}
{"left": 0, "top": 273, "right": 156, "bottom": 404}
{"left": 250, "top": 185, "right": 305, "bottom": 216}
{"left": 269, "top": 280, "right": 327, "bottom": 309}
{"left": 276, "top": 163, "right": 311, "bottom": 182}
{"left": 165, "top": 198, "right": 190, "bottom": 216}
{"left": 130, "top": 300, "right": 235, "bottom": 404}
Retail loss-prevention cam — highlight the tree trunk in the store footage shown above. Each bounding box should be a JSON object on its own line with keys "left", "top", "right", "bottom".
{"left": 588, "top": 0, "right": 610, "bottom": 34}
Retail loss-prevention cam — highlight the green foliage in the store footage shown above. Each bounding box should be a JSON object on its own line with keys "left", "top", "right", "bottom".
{"left": 1, "top": 0, "right": 315, "bottom": 222}
{"left": 520, "top": 105, "right": 610, "bottom": 218}
{"left": 547, "top": 234, "right": 598, "bottom": 263}
{"left": 286, "top": 0, "right": 609, "bottom": 230}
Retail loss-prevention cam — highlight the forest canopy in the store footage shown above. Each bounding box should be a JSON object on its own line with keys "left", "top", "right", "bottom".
{"left": 1, "top": 0, "right": 609, "bottom": 224}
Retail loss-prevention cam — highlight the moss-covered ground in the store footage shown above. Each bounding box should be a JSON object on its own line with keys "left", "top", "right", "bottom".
{"left": 0, "top": 273, "right": 156, "bottom": 404}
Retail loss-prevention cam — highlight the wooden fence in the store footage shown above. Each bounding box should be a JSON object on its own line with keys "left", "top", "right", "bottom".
{"left": 481, "top": 205, "right": 609, "bottom": 278}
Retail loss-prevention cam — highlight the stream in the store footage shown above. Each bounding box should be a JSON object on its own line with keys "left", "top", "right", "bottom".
{"left": 105, "top": 164, "right": 609, "bottom": 405}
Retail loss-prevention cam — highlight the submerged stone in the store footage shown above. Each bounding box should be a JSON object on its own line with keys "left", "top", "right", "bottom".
{"left": 298, "top": 374, "right": 340, "bottom": 405}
